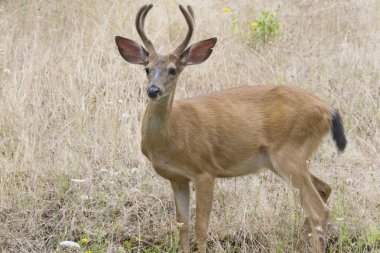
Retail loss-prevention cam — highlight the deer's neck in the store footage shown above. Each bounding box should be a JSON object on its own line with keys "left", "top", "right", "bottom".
{"left": 141, "top": 93, "right": 174, "bottom": 154}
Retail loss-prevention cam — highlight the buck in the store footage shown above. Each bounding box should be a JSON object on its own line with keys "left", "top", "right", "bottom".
{"left": 115, "top": 4, "right": 347, "bottom": 253}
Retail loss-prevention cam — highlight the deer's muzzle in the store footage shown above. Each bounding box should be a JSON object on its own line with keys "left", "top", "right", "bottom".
{"left": 147, "top": 85, "right": 161, "bottom": 99}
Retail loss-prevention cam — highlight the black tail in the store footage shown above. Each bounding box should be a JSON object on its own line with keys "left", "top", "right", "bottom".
{"left": 331, "top": 109, "right": 347, "bottom": 152}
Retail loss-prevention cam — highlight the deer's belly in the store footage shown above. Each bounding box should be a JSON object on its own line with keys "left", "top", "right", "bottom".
{"left": 217, "top": 152, "right": 272, "bottom": 178}
{"left": 151, "top": 159, "right": 194, "bottom": 181}
{"left": 146, "top": 148, "right": 272, "bottom": 180}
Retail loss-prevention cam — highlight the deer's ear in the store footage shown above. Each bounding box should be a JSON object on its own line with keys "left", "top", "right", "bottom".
{"left": 180, "top": 38, "right": 217, "bottom": 65}
{"left": 115, "top": 36, "right": 149, "bottom": 65}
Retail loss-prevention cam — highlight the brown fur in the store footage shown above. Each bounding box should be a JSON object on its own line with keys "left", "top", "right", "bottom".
{"left": 142, "top": 85, "right": 332, "bottom": 180}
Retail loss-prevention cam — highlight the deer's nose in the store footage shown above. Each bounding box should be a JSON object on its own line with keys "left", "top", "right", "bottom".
{"left": 147, "top": 85, "right": 161, "bottom": 98}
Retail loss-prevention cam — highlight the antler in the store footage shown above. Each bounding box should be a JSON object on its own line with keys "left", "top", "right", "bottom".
{"left": 173, "top": 5, "right": 194, "bottom": 56}
{"left": 136, "top": 4, "right": 157, "bottom": 55}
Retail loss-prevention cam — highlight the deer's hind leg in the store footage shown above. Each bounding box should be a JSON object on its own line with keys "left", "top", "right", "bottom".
{"left": 269, "top": 146, "right": 329, "bottom": 253}
{"left": 311, "top": 174, "right": 332, "bottom": 203}
{"left": 302, "top": 174, "right": 332, "bottom": 232}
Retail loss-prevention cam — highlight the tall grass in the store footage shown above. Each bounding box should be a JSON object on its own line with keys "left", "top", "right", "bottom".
{"left": 0, "top": 0, "right": 379, "bottom": 252}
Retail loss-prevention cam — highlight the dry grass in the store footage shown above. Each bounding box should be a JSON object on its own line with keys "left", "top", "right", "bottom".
{"left": 0, "top": 0, "right": 379, "bottom": 252}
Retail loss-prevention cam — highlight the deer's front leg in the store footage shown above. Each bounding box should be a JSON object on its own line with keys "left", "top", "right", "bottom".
{"left": 194, "top": 173, "right": 215, "bottom": 253}
{"left": 170, "top": 180, "right": 190, "bottom": 253}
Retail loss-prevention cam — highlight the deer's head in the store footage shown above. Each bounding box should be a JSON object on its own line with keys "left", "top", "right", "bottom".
{"left": 115, "top": 4, "right": 217, "bottom": 100}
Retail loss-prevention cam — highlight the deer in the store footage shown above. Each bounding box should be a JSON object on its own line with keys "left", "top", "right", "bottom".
{"left": 115, "top": 4, "right": 347, "bottom": 253}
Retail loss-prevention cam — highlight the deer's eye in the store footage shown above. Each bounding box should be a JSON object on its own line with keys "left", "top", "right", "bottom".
{"left": 145, "top": 68, "right": 150, "bottom": 75}
{"left": 168, "top": 68, "right": 176, "bottom": 75}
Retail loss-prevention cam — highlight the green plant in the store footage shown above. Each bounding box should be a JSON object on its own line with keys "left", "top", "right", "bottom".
{"left": 356, "top": 226, "right": 380, "bottom": 252}
{"left": 223, "top": 7, "right": 281, "bottom": 46}
{"left": 248, "top": 9, "right": 281, "bottom": 45}
{"left": 123, "top": 240, "right": 133, "bottom": 251}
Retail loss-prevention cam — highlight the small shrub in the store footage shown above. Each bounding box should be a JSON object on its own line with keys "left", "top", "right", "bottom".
{"left": 248, "top": 9, "right": 281, "bottom": 45}
{"left": 223, "top": 7, "right": 281, "bottom": 46}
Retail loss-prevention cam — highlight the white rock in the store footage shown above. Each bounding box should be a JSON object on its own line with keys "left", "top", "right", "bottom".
{"left": 70, "top": 179, "right": 86, "bottom": 183}
{"left": 59, "top": 241, "right": 81, "bottom": 249}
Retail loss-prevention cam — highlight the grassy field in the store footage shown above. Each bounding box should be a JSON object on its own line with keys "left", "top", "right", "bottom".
{"left": 0, "top": 0, "right": 379, "bottom": 252}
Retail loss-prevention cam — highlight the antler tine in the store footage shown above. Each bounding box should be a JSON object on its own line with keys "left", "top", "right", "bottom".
{"left": 135, "top": 4, "right": 156, "bottom": 55}
{"left": 187, "top": 5, "right": 194, "bottom": 20}
{"left": 173, "top": 5, "right": 194, "bottom": 56}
